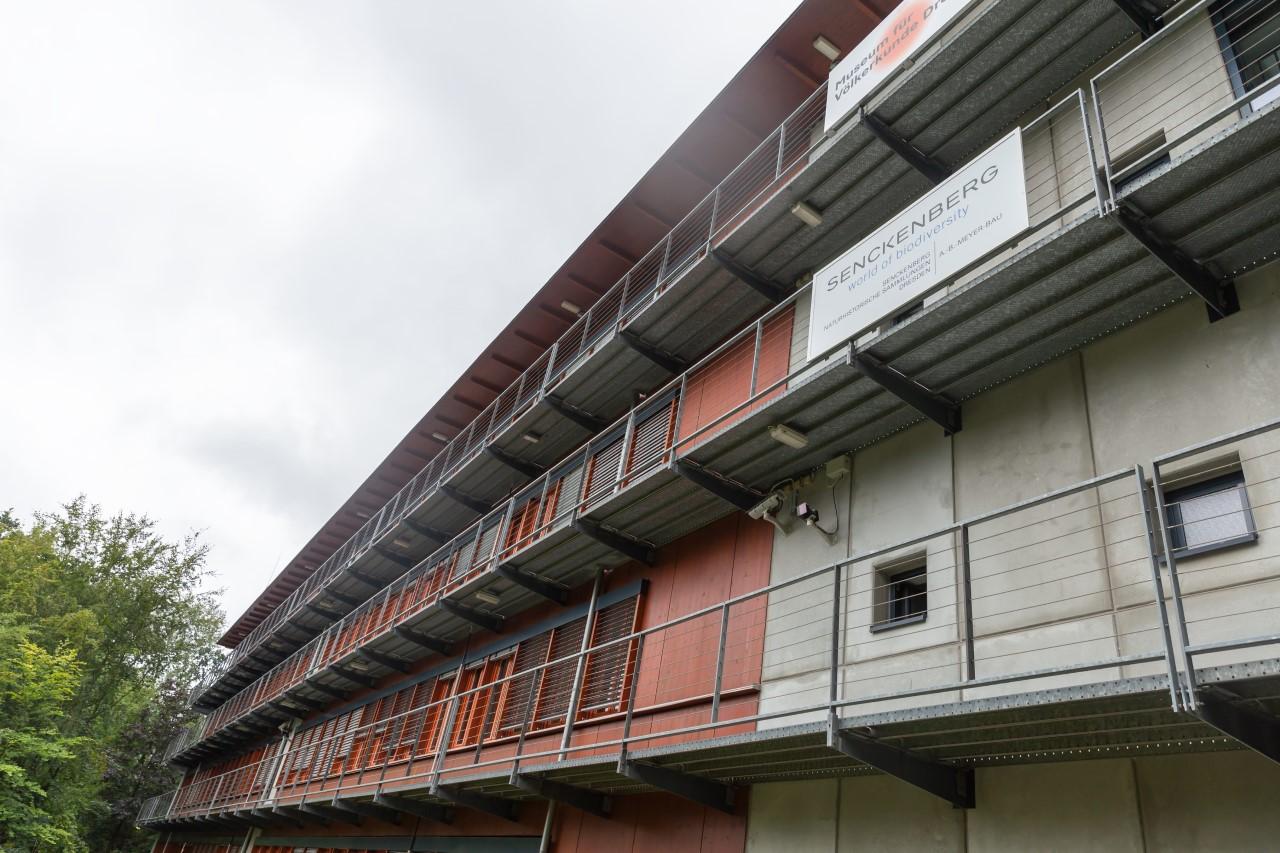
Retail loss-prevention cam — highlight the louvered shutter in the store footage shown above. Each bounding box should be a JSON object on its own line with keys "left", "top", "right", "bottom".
{"left": 578, "top": 597, "right": 641, "bottom": 717}
{"left": 534, "top": 616, "right": 587, "bottom": 726}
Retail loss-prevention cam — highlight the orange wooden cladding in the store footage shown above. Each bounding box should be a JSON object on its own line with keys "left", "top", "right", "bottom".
{"left": 677, "top": 306, "right": 794, "bottom": 444}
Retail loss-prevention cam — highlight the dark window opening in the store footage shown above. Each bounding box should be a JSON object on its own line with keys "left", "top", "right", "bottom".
{"left": 872, "top": 562, "right": 928, "bottom": 631}
{"left": 1211, "top": 0, "right": 1280, "bottom": 115}
{"left": 1164, "top": 469, "right": 1257, "bottom": 557}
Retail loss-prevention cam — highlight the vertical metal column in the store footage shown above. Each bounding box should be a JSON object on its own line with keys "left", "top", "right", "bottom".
{"left": 1149, "top": 463, "right": 1200, "bottom": 709}
{"left": 748, "top": 318, "right": 764, "bottom": 397}
{"left": 559, "top": 570, "right": 605, "bottom": 758}
{"left": 828, "top": 563, "right": 843, "bottom": 725}
{"left": 619, "top": 633, "right": 647, "bottom": 762}
{"left": 509, "top": 665, "right": 549, "bottom": 781}
{"left": 1089, "top": 78, "right": 1117, "bottom": 210}
{"left": 1135, "top": 465, "right": 1187, "bottom": 711}
{"left": 959, "top": 525, "right": 976, "bottom": 682}
{"left": 710, "top": 602, "right": 731, "bottom": 723}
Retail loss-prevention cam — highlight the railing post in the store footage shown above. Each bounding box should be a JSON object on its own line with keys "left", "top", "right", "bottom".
{"left": 959, "top": 525, "right": 976, "bottom": 682}
{"left": 510, "top": 663, "right": 549, "bottom": 780}
{"left": 1088, "top": 77, "right": 1117, "bottom": 211}
{"left": 710, "top": 602, "right": 730, "bottom": 723}
{"left": 614, "top": 410, "right": 638, "bottom": 493}
{"left": 670, "top": 374, "right": 689, "bottom": 461}
{"left": 1149, "top": 462, "right": 1200, "bottom": 710}
{"left": 775, "top": 125, "right": 786, "bottom": 178}
{"left": 619, "top": 633, "right": 647, "bottom": 762}
{"left": 541, "top": 341, "right": 560, "bottom": 396}
{"left": 828, "top": 563, "right": 843, "bottom": 725}
{"left": 1134, "top": 465, "right": 1187, "bottom": 712}
{"left": 430, "top": 694, "right": 463, "bottom": 791}
{"left": 748, "top": 318, "right": 764, "bottom": 397}
{"left": 707, "top": 185, "right": 722, "bottom": 244}
{"left": 656, "top": 233, "right": 673, "bottom": 286}
{"left": 559, "top": 570, "right": 604, "bottom": 758}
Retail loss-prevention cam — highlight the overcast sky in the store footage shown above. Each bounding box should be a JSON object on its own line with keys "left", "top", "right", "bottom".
{"left": 0, "top": 1, "right": 801, "bottom": 630}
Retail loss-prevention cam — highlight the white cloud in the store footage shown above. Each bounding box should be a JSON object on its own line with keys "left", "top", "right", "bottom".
{"left": 0, "top": 0, "right": 802, "bottom": 628}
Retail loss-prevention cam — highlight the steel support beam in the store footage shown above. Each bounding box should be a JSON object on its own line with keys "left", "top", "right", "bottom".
{"left": 862, "top": 110, "right": 950, "bottom": 184}
{"left": 573, "top": 518, "right": 656, "bottom": 565}
{"left": 619, "top": 330, "right": 688, "bottom": 374}
{"left": 322, "top": 589, "right": 365, "bottom": 608}
{"left": 486, "top": 445, "right": 546, "bottom": 478}
{"left": 828, "top": 727, "right": 975, "bottom": 808}
{"left": 496, "top": 564, "right": 569, "bottom": 605}
{"left": 545, "top": 395, "right": 608, "bottom": 432}
{"left": 709, "top": 249, "right": 789, "bottom": 303}
{"left": 304, "top": 601, "right": 344, "bottom": 621}
{"left": 512, "top": 773, "right": 611, "bottom": 818}
{"left": 299, "top": 803, "right": 355, "bottom": 827}
{"left": 330, "top": 797, "right": 401, "bottom": 825}
{"left": 618, "top": 759, "right": 735, "bottom": 814}
{"left": 330, "top": 665, "right": 378, "bottom": 688}
{"left": 405, "top": 519, "right": 451, "bottom": 544}
{"left": 253, "top": 808, "right": 294, "bottom": 827}
{"left": 1114, "top": 202, "right": 1238, "bottom": 321}
{"left": 355, "top": 646, "right": 411, "bottom": 673}
{"left": 303, "top": 679, "right": 348, "bottom": 700}
{"left": 440, "top": 598, "right": 504, "bottom": 633}
{"left": 392, "top": 625, "right": 454, "bottom": 655}
{"left": 345, "top": 567, "right": 384, "bottom": 589}
{"left": 441, "top": 485, "right": 491, "bottom": 514}
{"left": 373, "top": 793, "right": 455, "bottom": 824}
{"left": 1112, "top": 0, "right": 1162, "bottom": 37}
{"left": 374, "top": 546, "right": 416, "bottom": 570}
{"left": 271, "top": 806, "right": 316, "bottom": 826}
{"left": 672, "top": 460, "right": 762, "bottom": 512}
{"left": 266, "top": 700, "right": 307, "bottom": 721}
{"left": 852, "top": 351, "right": 962, "bottom": 435}
{"left": 432, "top": 785, "right": 519, "bottom": 822}
{"left": 1192, "top": 693, "right": 1280, "bottom": 765}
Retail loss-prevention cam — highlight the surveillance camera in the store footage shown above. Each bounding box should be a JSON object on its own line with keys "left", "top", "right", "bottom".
{"left": 749, "top": 492, "right": 783, "bottom": 520}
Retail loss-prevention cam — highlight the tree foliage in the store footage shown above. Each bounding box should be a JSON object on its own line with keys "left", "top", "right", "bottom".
{"left": 0, "top": 499, "right": 224, "bottom": 851}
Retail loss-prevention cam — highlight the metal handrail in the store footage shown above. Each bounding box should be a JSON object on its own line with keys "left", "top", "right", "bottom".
{"left": 147, "top": 413, "right": 1280, "bottom": 822}
{"left": 193, "top": 83, "right": 834, "bottom": 704}
{"left": 173, "top": 87, "right": 1108, "bottom": 758}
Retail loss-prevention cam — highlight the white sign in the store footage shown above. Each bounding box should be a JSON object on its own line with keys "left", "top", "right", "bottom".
{"left": 806, "top": 130, "right": 1027, "bottom": 362}
{"left": 825, "top": 0, "right": 979, "bottom": 132}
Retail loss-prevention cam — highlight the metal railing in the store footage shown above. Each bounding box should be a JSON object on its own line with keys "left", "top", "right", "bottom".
{"left": 170, "top": 89, "right": 1110, "bottom": 759}
{"left": 1093, "top": 0, "right": 1280, "bottom": 209}
{"left": 145, "top": 414, "right": 1280, "bottom": 823}
{"left": 194, "top": 84, "right": 833, "bottom": 704}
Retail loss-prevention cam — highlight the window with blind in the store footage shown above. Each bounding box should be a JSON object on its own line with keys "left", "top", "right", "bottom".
{"left": 272, "top": 593, "right": 642, "bottom": 789}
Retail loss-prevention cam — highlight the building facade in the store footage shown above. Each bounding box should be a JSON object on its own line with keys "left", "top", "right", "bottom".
{"left": 140, "top": 0, "right": 1280, "bottom": 850}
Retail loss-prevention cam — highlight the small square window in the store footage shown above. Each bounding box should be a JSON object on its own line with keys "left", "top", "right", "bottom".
{"left": 871, "top": 560, "right": 927, "bottom": 632}
{"left": 1164, "top": 470, "right": 1257, "bottom": 558}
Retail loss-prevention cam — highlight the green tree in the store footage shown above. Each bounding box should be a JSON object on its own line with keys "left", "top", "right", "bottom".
{"left": 0, "top": 498, "right": 224, "bottom": 851}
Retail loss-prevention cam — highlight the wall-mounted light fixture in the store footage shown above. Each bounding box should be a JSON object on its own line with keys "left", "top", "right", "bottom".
{"left": 790, "top": 201, "right": 824, "bottom": 228}
{"left": 813, "top": 35, "right": 841, "bottom": 62}
{"left": 768, "top": 423, "right": 810, "bottom": 449}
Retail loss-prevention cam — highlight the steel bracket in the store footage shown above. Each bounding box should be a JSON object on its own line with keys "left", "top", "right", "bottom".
{"left": 511, "top": 772, "right": 611, "bottom": 818}
{"left": 853, "top": 351, "right": 962, "bottom": 435}
{"left": 574, "top": 518, "right": 656, "bottom": 565}
{"left": 432, "top": 785, "right": 519, "bottom": 822}
{"left": 862, "top": 110, "right": 950, "bottom": 184}
{"left": 392, "top": 625, "right": 454, "bottom": 655}
{"left": 545, "top": 395, "right": 608, "bottom": 432}
{"left": 373, "top": 546, "right": 416, "bottom": 570}
{"left": 373, "top": 793, "right": 455, "bottom": 824}
{"left": 441, "top": 485, "right": 491, "bottom": 514}
{"left": 440, "top": 598, "right": 504, "bottom": 633}
{"left": 485, "top": 445, "right": 546, "bottom": 478}
{"left": 618, "top": 758, "right": 735, "bottom": 814}
{"left": 330, "top": 665, "right": 378, "bottom": 689}
{"left": 404, "top": 519, "right": 451, "bottom": 544}
{"left": 710, "top": 249, "right": 789, "bottom": 303}
{"left": 330, "top": 796, "right": 401, "bottom": 825}
{"left": 1192, "top": 692, "right": 1280, "bottom": 765}
{"left": 303, "top": 679, "right": 348, "bottom": 700}
{"left": 619, "top": 330, "right": 688, "bottom": 374}
{"left": 354, "top": 646, "right": 411, "bottom": 673}
{"left": 496, "top": 564, "right": 569, "bottom": 604}
{"left": 672, "top": 460, "right": 763, "bottom": 512}
{"left": 303, "top": 601, "right": 344, "bottom": 622}
{"left": 1114, "top": 202, "right": 1238, "bottom": 321}
{"left": 298, "top": 802, "right": 353, "bottom": 826}
{"left": 828, "top": 725, "right": 975, "bottom": 808}
{"left": 1111, "top": 0, "right": 1163, "bottom": 37}
{"left": 345, "top": 567, "right": 384, "bottom": 589}
{"left": 253, "top": 808, "right": 295, "bottom": 827}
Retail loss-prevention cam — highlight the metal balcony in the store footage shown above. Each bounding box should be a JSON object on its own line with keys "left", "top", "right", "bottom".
{"left": 143, "top": 413, "right": 1280, "bottom": 829}
{"left": 192, "top": 0, "right": 1172, "bottom": 711}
